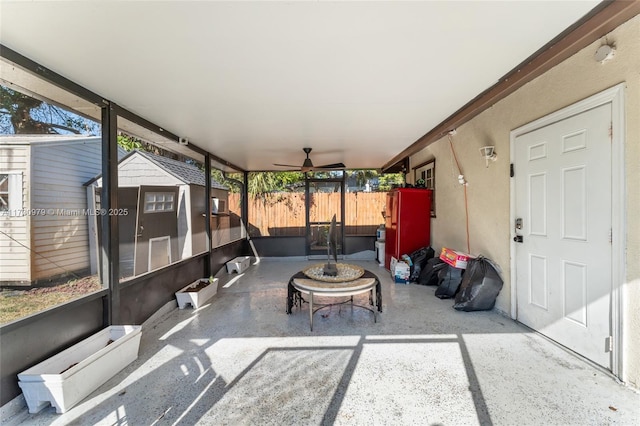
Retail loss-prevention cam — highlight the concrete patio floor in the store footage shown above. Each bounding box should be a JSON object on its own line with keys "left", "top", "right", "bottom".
{"left": 5, "top": 258, "right": 640, "bottom": 425}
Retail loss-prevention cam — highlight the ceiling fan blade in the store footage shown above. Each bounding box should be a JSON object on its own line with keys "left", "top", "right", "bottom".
{"left": 273, "top": 163, "right": 300, "bottom": 168}
{"left": 315, "top": 162, "right": 346, "bottom": 169}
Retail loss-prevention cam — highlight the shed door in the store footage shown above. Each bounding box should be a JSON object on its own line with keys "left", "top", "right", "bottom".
{"left": 134, "top": 186, "right": 179, "bottom": 276}
{"left": 514, "top": 103, "right": 612, "bottom": 369}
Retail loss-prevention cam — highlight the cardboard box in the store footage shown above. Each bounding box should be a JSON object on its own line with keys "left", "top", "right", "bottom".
{"left": 440, "top": 247, "right": 473, "bottom": 269}
{"left": 390, "top": 256, "right": 410, "bottom": 284}
{"left": 389, "top": 256, "right": 398, "bottom": 277}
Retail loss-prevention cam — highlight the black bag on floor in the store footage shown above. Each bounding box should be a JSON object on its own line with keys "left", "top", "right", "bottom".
{"left": 417, "top": 257, "right": 446, "bottom": 286}
{"left": 435, "top": 264, "right": 464, "bottom": 299}
{"left": 453, "top": 257, "right": 503, "bottom": 311}
{"left": 409, "top": 246, "right": 435, "bottom": 282}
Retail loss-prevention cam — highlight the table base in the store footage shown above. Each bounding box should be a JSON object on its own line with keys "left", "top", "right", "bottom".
{"left": 287, "top": 270, "right": 382, "bottom": 331}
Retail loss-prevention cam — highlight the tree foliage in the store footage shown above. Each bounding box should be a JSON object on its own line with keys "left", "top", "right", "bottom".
{"left": 377, "top": 172, "right": 405, "bottom": 191}
{"left": 117, "top": 134, "right": 143, "bottom": 151}
{"left": 348, "top": 169, "right": 377, "bottom": 188}
{"left": 248, "top": 172, "right": 304, "bottom": 196}
{"left": 345, "top": 170, "right": 404, "bottom": 191}
{"left": 0, "top": 86, "right": 99, "bottom": 135}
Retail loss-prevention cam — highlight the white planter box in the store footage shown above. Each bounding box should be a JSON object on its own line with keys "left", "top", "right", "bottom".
{"left": 18, "top": 325, "right": 142, "bottom": 414}
{"left": 175, "top": 278, "right": 219, "bottom": 309}
{"left": 226, "top": 256, "right": 251, "bottom": 274}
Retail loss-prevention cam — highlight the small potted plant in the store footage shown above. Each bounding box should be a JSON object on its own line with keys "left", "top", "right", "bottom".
{"left": 175, "top": 276, "right": 219, "bottom": 309}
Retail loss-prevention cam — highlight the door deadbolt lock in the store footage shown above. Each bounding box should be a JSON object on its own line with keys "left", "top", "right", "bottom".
{"left": 515, "top": 218, "right": 523, "bottom": 230}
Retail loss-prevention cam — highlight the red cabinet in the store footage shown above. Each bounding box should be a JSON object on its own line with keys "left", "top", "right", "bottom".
{"left": 384, "top": 188, "right": 432, "bottom": 269}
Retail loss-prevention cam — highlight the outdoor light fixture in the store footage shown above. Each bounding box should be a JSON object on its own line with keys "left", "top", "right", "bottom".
{"left": 594, "top": 44, "right": 615, "bottom": 63}
{"left": 479, "top": 145, "right": 497, "bottom": 167}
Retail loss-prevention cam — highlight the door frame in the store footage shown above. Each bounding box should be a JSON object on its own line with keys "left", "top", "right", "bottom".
{"left": 304, "top": 173, "right": 346, "bottom": 257}
{"left": 509, "top": 83, "right": 625, "bottom": 378}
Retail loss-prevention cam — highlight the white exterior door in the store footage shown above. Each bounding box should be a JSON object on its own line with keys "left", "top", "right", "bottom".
{"left": 514, "top": 103, "right": 612, "bottom": 369}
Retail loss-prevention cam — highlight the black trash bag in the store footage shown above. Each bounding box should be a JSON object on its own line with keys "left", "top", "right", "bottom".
{"left": 453, "top": 257, "right": 503, "bottom": 311}
{"left": 409, "top": 246, "right": 435, "bottom": 282}
{"left": 435, "top": 265, "right": 464, "bottom": 299}
{"left": 417, "top": 257, "right": 447, "bottom": 286}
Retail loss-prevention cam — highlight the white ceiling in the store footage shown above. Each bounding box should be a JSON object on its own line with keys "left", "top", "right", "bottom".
{"left": 0, "top": 1, "right": 602, "bottom": 171}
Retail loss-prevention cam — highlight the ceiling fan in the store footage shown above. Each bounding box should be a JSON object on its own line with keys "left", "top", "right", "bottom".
{"left": 273, "top": 147, "right": 345, "bottom": 172}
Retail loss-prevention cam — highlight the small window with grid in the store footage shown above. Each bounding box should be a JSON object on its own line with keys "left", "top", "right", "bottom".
{"left": 144, "top": 192, "right": 175, "bottom": 213}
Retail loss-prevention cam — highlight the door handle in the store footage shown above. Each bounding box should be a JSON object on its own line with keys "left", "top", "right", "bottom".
{"left": 136, "top": 225, "right": 144, "bottom": 237}
{"left": 514, "top": 218, "right": 524, "bottom": 242}
{"left": 515, "top": 217, "right": 523, "bottom": 231}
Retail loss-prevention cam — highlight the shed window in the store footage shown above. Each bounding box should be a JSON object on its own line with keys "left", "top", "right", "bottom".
{"left": 0, "top": 172, "right": 23, "bottom": 215}
{"left": 144, "top": 192, "right": 175, "bottom": 213}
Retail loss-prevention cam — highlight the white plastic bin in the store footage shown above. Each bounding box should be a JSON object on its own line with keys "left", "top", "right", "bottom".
{"left": 226, "top": 256, "right": 251, "bottom": 274}
{"left": 18, "top": 325, "right": 142, "bottom": 414}
{"left": 375, "top": 241, "right": 385, "bottom": 266}
{"left": 175, "top": 278, "right": 219, "bottom": 309}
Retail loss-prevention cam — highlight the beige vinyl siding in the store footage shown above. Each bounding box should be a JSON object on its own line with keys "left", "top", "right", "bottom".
{"left": 30, "top": 138, "right": 102, "bottom": 280}
{"left": 0, "top": 145, "right": 30, "bottom": 282}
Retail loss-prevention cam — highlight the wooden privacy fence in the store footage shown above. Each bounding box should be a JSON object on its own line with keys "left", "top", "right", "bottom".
{"left": 228, "top": 192, "right": 387, "bottom": 237}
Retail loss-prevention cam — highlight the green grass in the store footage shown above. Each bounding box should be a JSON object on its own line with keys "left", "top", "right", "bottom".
{"left": 0, "top": 276, "right": 103, "bottom": 325}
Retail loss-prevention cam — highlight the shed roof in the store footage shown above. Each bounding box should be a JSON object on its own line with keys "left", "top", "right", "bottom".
{"left": 85, "top": 150, "right": 228, "bottom": 190}
{"left": 136, "top": 150, "right": 227, "bottom": 190}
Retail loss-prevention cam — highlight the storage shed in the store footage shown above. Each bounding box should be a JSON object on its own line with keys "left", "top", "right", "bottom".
{"left": 0, "top": 136, "right": 103, "bottom": 285}
{"left": 86, "top": 150, "right": 230, "bottom": 279}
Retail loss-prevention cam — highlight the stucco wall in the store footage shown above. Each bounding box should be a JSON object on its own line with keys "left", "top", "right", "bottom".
{"left": 410, "top": 15, "right": 640, "bottom": 387}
